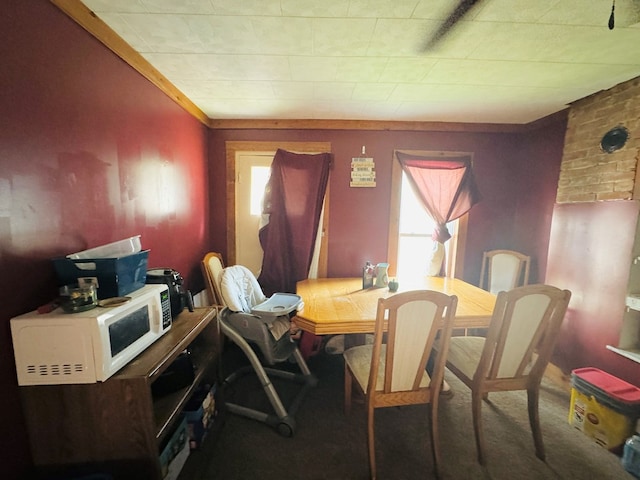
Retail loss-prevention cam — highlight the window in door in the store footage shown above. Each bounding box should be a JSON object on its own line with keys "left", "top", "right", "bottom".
{"left": 250, "top": 166, "right": 271, "bottom": 216}
{"left": 235, "top": 152, "right": 274, "bottom": 276}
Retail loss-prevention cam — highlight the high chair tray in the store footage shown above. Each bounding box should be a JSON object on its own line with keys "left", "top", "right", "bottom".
{"left": 251, "top": 293, "right": 302, "bottom": 317}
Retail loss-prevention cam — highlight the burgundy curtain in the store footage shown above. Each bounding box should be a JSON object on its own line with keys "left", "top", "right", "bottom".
{"left": 257, "top": 149, "right": 332, "bottom": 296}
{"left": 396, "top": 151, "right": 481, "bottom": 243}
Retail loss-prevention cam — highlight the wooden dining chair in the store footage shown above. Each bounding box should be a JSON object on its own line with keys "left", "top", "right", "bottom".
{"left": 201, "top": 252, "right": 225, "bottom": 306}
{"left": 480, "top": 249, "right": 531, "bottom": 294}
{"left": 443, "top": 284, "right": 571, "bottom": 465}
{"left": 343, "top": 290, "right": 458, "bottom": 479}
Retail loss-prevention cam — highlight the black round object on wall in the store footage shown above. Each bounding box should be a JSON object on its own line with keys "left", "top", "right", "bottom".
{"left": 600, "top": 126, "right": 629, "bottom": 153}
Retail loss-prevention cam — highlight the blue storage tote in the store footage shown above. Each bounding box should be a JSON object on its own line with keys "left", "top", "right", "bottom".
{"left": 52, "top": 250, "right": 149, "bottom": 299}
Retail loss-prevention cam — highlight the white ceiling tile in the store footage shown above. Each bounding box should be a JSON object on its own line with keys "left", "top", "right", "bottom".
{"left": 196, "top": 98, "right": 290, "bottom": 118}
{"left": 367, "top": 18, "right": 438, "bottom": 56}
{"left": 82, "top": 0, "right": 146, "bottom": 13}
{"left": 378, "top": 57, "right": 437, "bottom": 82}
{"left": 352, "top": 83, "right": 396, "bottom": 100}
{"left": 245, "top": 17, "right": 314, "bottom": 55}
{"left": 423, "top": 59, "right": 640, "bottom": 90}
{"left": 77, "top": 0, "right": 640, "bottom": 123}
{"left": 115, "top": 14, "right": 217, "bottom": 53}
{"left": 289, "top": 57, "right": 340, "bottom": 81}
{"left": 140, "top": 0, "right": 216, "bottom": 14}
{"left": 272, "top": 82, "right": 316, "bottom": 99}
{"left": 307, "top": 99, "right": 366, "bottom": 118}
{"left": 359, "top": 102, "right": 402, "bottom": 120}
{"left": 346, "top": 0, "right": 421, "bottom": 18}
{"left": 411, "top": 0, "right": 479, "bottom": 21}
{"left": 334, "top": 57, "right": 390, "bottom": 82}
{"left": 313, "top": 82, "right": 356, "bottom": 100}
{"left": 389, "top": 82, "right": 589, "bottom": 105}
{"left": 473, "top": 0, "right": 561, "bottom": 23}
{"left": 280, "top": 0, "right": 349, "bottom": 17}
{"left": 143, "top": 53, "right": 292, "bottom": 81}
{"left": 178, "top": 80, "right": 275, "bottom": 99}
{"left": 312, "top": 18, "right": 377, "bottom": 56}
{"left": 535, "top": 0, "right": 640, "bottom": 27}
{"left": 210, "top": 0, "right": 282, "bottom": 16}
{"left": 465, "top": 22, "right": 640, "bottom": 65}
{"left": 95, "top": 13, "right": 152, "bottom": 51}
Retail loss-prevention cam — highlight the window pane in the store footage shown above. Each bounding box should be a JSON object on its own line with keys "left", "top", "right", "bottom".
{"left": 397, "top": 172, "right": 455, "bottom": 279}
{"left": 250, "top": 166, "right": 271, "bottom": 216}
{"left": 399, "top": 174, "right": 433, "bottom": 234}
{"left": 397, "top": 236, "right": 434, "bottom": 279}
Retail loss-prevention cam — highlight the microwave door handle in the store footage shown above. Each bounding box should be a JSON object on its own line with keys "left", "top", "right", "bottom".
{"left": 150, "top": 302, "right": 162, "bottom": 332}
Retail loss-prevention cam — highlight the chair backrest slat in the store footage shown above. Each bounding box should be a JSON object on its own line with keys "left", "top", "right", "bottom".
{"left": 388, "top": 300, "right": 438, "bottom": 392}
{"left": 481, "top": 284, "right": 571, "bottom": 382}
{"left": 202, "top": 252, "right": 225, "bottom": 306}
{"left": 480, "top": 249, "right": 531, "bottom": 294}
{"left": 491, "top": 254, "right": 524, "bottom": 292}
{"left": 369, "top": 291, "right": 457, "bottom": 395}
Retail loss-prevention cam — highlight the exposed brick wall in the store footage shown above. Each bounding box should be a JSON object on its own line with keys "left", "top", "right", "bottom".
{"left": 557, "top": 77, "right": 640, "bottom": 203}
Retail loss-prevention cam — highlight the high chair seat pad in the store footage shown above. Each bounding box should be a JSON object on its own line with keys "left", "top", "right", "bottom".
{"left": 220, "top": 265, "right": 266, "bottom": 313}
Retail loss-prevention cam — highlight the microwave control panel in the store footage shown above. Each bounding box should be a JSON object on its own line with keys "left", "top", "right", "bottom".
{"left": 160, "top": 289, "right": 171, "bottom": 329}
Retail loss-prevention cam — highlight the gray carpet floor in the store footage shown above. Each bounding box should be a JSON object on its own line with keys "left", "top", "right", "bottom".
{"left": 178, "top": 344, "right": 635, "bottom": 479}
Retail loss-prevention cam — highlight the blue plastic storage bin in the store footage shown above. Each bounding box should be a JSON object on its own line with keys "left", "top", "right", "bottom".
{"left": 52, "top": 250, "right": 149, "bottom": 299}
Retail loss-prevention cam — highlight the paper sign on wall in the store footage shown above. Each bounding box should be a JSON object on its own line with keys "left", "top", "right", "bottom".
{"left": 350, "top": 156, "right": 376, "bottom": 187}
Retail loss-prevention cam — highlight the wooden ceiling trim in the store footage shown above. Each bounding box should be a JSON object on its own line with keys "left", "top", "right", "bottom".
{"left": 50, "top": 0, "right": 209, "bottom": 126}
{"left": 208, "top": 118, "right": 529, "bottom": 133}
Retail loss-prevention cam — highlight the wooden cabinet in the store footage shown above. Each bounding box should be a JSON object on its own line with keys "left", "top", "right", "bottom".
{"left": 21, "top": 307, "right": 220, "bottom": 479}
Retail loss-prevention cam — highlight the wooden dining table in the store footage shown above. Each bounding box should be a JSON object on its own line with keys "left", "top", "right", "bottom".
{"left": 294, "top": 276, "right": 496, "bottom": 336}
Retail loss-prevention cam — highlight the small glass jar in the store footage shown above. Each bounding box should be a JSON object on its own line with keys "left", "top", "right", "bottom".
{"left": 60, "top": 284, "right": 98, "bottom": 313}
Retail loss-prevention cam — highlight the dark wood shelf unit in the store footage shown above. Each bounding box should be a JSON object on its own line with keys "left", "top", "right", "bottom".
{"left": 21, "top": 307, "right": 220, "bottom": 480}
{"left": 153, "top": 344, "right": 218, "bottom": 443}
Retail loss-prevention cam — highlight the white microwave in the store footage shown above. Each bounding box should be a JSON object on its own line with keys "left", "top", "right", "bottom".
{"left": 10, "top": 284, "right": 171, "bottom": 385}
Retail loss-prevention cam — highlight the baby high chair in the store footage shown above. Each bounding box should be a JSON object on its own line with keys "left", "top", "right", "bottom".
{"left": 218, "top": 265, "right": 317, "bottom": 436}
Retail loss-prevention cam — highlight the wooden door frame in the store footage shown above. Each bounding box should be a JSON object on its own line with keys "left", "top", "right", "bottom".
{"left": 225, "top": 141, "right": 332, "bottom": 276}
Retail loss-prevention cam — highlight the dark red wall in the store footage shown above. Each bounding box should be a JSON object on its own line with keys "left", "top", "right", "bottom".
{"left": 1, "top": 2, "right": 210, "bottom": 478}
{"left": 547, "top": 201, "right": 640, "bottom": 386}
{"left": 208, "top": 121, "right": 566, "bottom": 286}
{"left": 3, "top": 1, "right": 568, "bottom": 479}
{"left": 512, "top": 124, "right": 568, "bottom": 284}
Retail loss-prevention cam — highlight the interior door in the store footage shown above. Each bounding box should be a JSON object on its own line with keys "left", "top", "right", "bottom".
{"left": 227, "top": 141, "right": 331, "bottom": 278}
{"left": 235, "top": 152, "right": 274, "bottom": 276}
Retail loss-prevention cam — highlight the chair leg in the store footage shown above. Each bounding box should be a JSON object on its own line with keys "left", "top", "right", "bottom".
{"left": 527, "top": 386, "right": 545, "bottom": 461}
{"left": 344, "top": 364, "right": 353, "bottom": 415}
{"left": 367, "top": 403, "right": 376, "bottom": 480}
{"left": 429, "top": 398, "right": 441, "bottom": 478}
{"left": 471, "top": 389, "right": 487, "bottom": 465}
